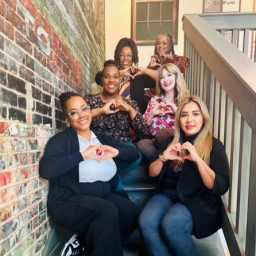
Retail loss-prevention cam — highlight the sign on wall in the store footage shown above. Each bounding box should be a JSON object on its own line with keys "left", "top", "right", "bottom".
{"left": 203, "top": 0, "right": 241, "bottom": 13}
{"left": 222, "top": 0, "right": 240, "bottom": 12}
{"left": 203, "top": 0, "right": 222, "bottom": 13}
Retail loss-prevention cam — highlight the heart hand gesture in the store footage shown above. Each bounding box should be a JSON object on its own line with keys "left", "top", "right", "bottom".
{"left": 82, "top": 145, "right": 119, "bottom": 162}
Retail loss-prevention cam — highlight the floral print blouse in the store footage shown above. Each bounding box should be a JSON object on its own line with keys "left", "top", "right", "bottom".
{"left": 144, "top": 95, "right": 175, "bottom": 135}
{"left": 84, "top": 94, "right": 149, "bottom": 143}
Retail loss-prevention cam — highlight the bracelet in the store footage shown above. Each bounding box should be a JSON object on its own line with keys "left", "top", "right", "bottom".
{"left": 159, "top": 152, "right": 166, "bottom": 163}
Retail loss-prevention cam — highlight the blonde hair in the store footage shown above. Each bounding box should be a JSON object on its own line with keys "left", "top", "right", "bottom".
{"left": 156, "top": 63, "right": 189, "bottom": 105}
{"left": 169, "top": 95, "right": 213, "bottom": 171}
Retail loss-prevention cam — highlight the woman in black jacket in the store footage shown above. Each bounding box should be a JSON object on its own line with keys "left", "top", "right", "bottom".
{"left": 138, "top": 95, "right": 229, "bottom": 256}
{"left": 39, "top": 92, "right": 141, "bottom": 256}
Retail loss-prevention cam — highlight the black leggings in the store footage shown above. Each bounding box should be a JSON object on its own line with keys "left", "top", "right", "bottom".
{"left": 50, "top": 193, "right": 141, "bottom": 256}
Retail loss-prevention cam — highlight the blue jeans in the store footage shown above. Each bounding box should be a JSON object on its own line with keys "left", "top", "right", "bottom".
{"left": 138, "top": 192, "right": 201, "bottom": 256}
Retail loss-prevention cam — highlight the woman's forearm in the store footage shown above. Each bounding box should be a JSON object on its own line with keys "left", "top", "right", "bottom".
{"left": 149, "top": 158, "right": 164, "bottom": 177}
{"left": 196, "top": 158, "right": 216, "bottom": 189}
{"left": 91, "top": 108, "right": 104, "bottom": 117}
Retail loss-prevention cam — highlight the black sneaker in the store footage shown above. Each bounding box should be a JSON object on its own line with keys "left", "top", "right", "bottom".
{"left": 60, "top": 234, "right": 85, "bottom": 256}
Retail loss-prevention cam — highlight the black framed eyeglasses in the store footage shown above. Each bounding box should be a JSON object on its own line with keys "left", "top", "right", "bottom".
{"left": 67, "top": 106, "right": 91, "bottom": 120}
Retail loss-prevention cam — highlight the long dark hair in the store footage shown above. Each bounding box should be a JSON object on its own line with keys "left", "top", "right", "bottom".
{"left": 114, "top": 38, "right": 139, "bottom": 66}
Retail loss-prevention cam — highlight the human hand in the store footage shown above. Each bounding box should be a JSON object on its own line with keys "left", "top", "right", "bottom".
{"left": 120, "top": 67, "right": 136, "bottom": 79}
{"left": 114, "top": 98, "right": 132, "bottom": 112}
{"left": 129, "top": 66, "right": 144, "bottom": 78}
{"left": 150, "top": 102, "right": 165, "bottom": 117}
{"left": 148, "top": 55, "right": 161, "bottom": 69}
{"left": 101, "top": 99, "right": 119, "bottom": 114}
{"left": 82, "top": 145, "right": 119, "bottom": 162}
{"left": 159, "top": 54, "right": 174, "bottom": 65}
{"left": 161, "top": 143, "right": 184, "bottom": 162}
{"left": 162, "top": 102, "right": 177, "bottom": 115}
{"left": 180, "top": 142, "right": 201, "bottom": 163}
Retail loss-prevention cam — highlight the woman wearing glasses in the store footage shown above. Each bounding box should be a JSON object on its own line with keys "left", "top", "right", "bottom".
{"left": 95, "top": 38, "right": 155, "bottom": 114}
{"left": 39, "top": 92, "right": 141, "bottom": 256}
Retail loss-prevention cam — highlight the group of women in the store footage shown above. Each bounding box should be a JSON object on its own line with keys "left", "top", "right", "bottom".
{"left": 39, "top": 33, "right": 230, "bottom": 256}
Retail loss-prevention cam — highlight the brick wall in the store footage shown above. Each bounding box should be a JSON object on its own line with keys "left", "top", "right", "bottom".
{"left": 0, "top": 0, "right": 105, "bottom": 255}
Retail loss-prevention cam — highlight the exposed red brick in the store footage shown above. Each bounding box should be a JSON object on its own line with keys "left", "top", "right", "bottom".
{"left": 76, "top": 76, "right": 82, "bottom": 84}
{"left": 75, "top": 68, "right": 82, "bottom": 81}
{"left": 62, "top": 63, "right": 70, "bottom": 76}
{"left": 0, "top": 16, "right": 4, "bottom": 33}
{"left": 0, "top": 172, "right": 12, "bottom": 186}
{"left": 15, "top": 30, "right": 33, "bottom": 54}
{"left": 66, "top": 57, "right": 74, "bottom": 70}
{"left": 61, "top": 43, "right": 70, "bottom": 61}
{"left": 34, "top": 47, "right": 46, "bottom": 66}
{"left": 46, "top": 59, "right": 57, "bottom": 75}
{"left": 19, "top": 0, "right": 38, "bottom": 19}
{"left": 4, "top": 20, "right": 14, "bottom": 40}
{"left": 4, "top": 0, "right": 17, "bottom": 9}
{"left": 0, "top": 0, "right": 6, "bottom": 16}
{"left": 37, "top": 15, "right": 51, "bottom": 36}
{"left": 57, "top": 48, "right": 67, "bottom": 64}
{"left": 29, "top": 28, "right": 38, "bottom": 45}
{"left": 70, "top": 71, "right": 76, "bottom": 81}
{"left": 56, "top": 68, "right": 64, "bottom": 81}
{"left": 51, "top": 31, "right": 62, "bottom": 55}
{"left": 5, "top": 6, "right": 25, "bottom": 33}
{"left": 64, "top": 74, "right": 70, "bottom": 85}
{"left": 51, "top": 52, "right": 63, "bottom": 70}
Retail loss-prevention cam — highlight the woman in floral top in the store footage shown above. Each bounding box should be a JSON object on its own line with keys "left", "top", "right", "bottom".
{"left": 85, "top": 60, "right": 148, "bottom": 143}
{"left": 137, "top": 63, "right": 189, "bottom": 160}
{"left": 84, "top": 60, "right": 149, "bottom": 190}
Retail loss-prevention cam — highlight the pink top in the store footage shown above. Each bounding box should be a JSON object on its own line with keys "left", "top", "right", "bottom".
{"left": 144, "top": 95, "right": 175, "bottom": 135}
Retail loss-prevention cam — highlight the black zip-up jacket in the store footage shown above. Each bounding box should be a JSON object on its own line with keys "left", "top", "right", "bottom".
{"left": 39, "top": 126, "right": 140, "bottom": 214}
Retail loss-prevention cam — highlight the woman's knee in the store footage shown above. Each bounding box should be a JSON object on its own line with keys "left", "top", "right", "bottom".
{"left": 160, "top": 203, "right": 193, "bottom": 236}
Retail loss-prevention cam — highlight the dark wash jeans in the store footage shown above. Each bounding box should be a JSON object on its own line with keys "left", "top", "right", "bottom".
{"left": 138, "top": 191, "right": 201, "bottom": 256}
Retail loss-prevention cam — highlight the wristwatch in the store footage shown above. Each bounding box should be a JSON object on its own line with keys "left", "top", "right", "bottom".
{"left": 158, "top": 152, "right": 166, "bottom": 163}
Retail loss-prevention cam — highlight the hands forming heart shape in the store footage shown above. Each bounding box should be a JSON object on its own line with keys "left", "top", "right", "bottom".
{"left": 95, "top": 148, "right": 104, "bottom": 158}
{"left": 107, "top": 99, "right": 130, "bottom": 113}
{"left": 158, "top": 103, "right": 175, "bottom": 116}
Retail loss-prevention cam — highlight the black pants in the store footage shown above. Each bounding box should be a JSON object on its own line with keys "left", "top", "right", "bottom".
{"left": 50, "top": 193, "right": 141, "bottom": 256}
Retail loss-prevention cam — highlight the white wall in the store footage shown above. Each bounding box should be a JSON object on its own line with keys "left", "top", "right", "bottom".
{"left": 105, "top": 0, "right": 255, "bottom": 68}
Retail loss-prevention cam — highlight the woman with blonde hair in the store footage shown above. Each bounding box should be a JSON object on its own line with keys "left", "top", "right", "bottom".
{"left": 139, "top": 95, "right": 230, "bottom": 256}
{"left": 136, "top": 63, "right": 189, "bottom": 160}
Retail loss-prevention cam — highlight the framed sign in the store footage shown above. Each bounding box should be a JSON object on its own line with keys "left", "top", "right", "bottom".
{"left": 222, "top": 0, "right": 240, "bottom": 12}
{"left": 203, "top": 0, "right": 222, "bottom": 13}
{"left": 203, "top": 0, "right": 241, "bottom": 13}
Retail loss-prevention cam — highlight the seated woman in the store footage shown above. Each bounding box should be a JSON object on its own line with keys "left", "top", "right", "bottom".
{"left": 94, "top": 38, "right": 156, "bottom": 113}
{"left": 85, "top": 60, "right": 149, "bottom": 189}
{"left": 139, "top": 95, "right": 230, "bottom": 256}
{"left": 147, "top": 33, "right": 190, "bottom": 74}
{"left": 137, "top": 63, "right": 189, "bottom": 161}
{"left": 39, "top": 92, "right": 141, "bottom": 256}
